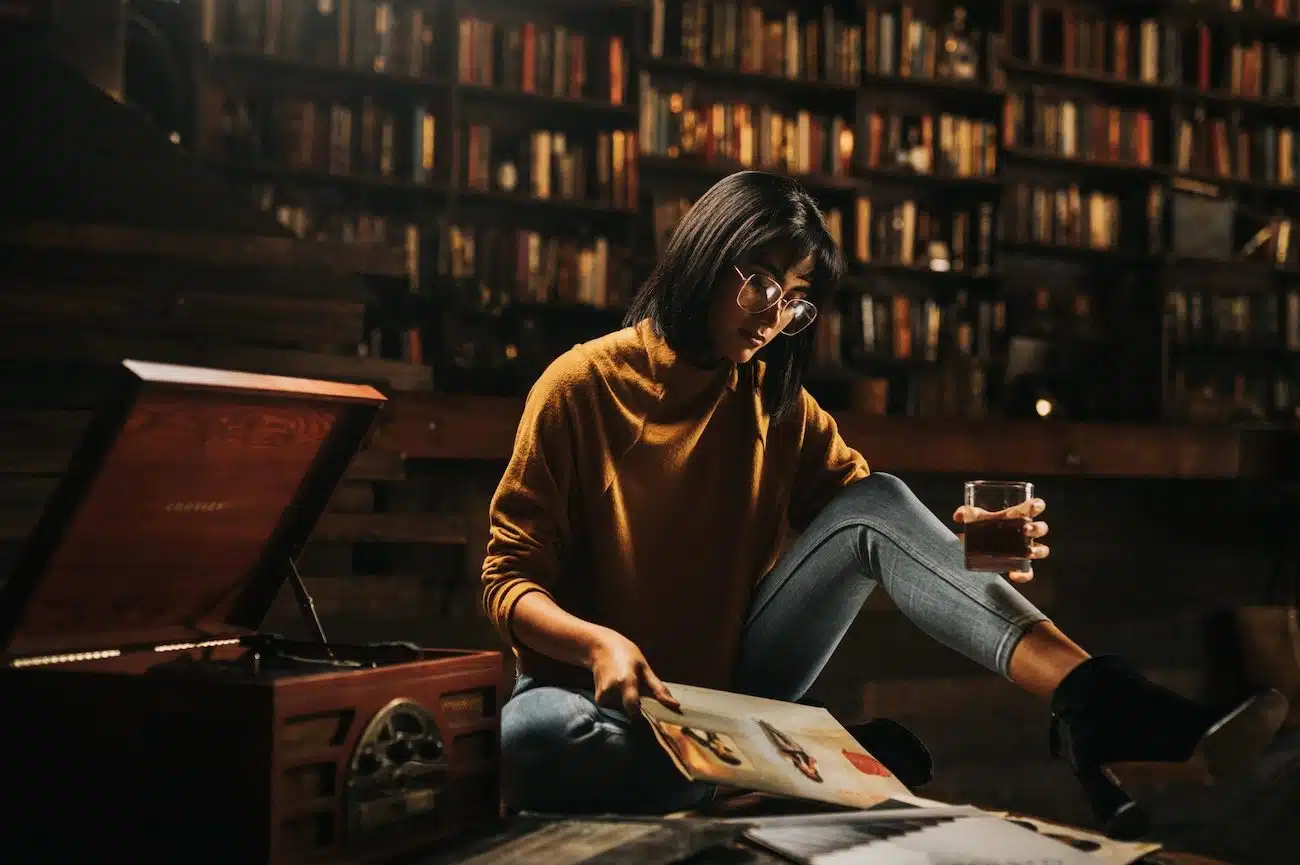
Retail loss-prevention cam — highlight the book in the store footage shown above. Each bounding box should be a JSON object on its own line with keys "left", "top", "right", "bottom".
{"left": 640, "top": 683, "right": 911, "bottom": 809}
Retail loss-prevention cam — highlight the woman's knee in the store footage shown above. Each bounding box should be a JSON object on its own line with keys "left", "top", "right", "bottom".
{"left": 833, "top": 472, "right": 917, "bottom": 513}
{"left": 502, "top": 686, "right": 624, "bottom": 766}
{"left": 499, "top": 686, "right": 704, "bottom": 813}
{"left": 500, "top": 686, "right": 634, "bottom": 811}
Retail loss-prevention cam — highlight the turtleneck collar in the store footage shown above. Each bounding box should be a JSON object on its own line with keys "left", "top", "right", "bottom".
{"left": 636, "top": 318, "right": 739, "bottom": 393}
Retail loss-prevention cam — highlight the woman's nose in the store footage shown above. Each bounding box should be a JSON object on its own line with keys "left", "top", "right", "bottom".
{"left": 754, "top": 301, "right": 782, "bottom": 329}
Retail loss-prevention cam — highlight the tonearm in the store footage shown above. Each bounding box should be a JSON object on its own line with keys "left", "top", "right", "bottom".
{"left": 287, "top": 556, "right": 334, "bottom": 660}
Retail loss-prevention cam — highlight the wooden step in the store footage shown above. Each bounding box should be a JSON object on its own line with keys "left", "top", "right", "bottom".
{"left": 0, "top": 409, "right": 90, "bottom": 473}
{"left": 312, "top": 512, "right": 467, "bottom": 545}
{"left": 345, "top": 450, "right": 406, "bottom": 481}
{"left": 0, "top": 221, "right": 407, "bottom": 277}
{"left": 0, "top": 279, "right": 365, "bottom": 350}
{"left": 0, "top": 333, "right": 432, "bottom": 391}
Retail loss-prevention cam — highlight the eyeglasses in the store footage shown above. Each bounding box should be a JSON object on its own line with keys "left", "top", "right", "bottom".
{"left": 734, "top": 266, "right": 818, "bottom": 336}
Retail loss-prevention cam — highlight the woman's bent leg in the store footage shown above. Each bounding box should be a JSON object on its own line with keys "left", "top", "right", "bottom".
{"left": 500, "top": 677, "right": 712, "bottom": 814}
{"left": 735, "top": 472, "right": 1048, "bottom": 701}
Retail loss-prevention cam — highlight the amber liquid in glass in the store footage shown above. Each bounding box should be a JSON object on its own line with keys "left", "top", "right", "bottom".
{"left": 963, "top": 516, "right": 1031, "bottom": 572}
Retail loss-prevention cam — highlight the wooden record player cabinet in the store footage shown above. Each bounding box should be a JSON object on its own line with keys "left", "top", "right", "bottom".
{"left": 0, "top": 360, "right": 505, "bottom": 865}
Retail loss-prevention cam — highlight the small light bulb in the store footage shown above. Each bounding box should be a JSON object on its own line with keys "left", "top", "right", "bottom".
{"left": 1035, "top": 398, "right": 1053, "bottom": 418}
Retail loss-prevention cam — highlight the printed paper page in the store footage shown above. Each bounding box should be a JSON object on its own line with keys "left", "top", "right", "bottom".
{"left": 641, "top": 682, "right": 911, "bottom": 809}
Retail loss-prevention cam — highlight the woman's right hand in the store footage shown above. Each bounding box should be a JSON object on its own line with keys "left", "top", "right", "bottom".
{"left": 588, "top": 629, "right": 681, "bottom": 718}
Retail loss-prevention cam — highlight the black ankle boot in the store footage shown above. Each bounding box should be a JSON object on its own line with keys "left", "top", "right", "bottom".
{"left": 795, "top": 698, "right": 934, "bottom": 789}
{"left": 845, "top": 718, "right": 934, "bottom": 789}
{"left": 1049, "top": 655, "right": 1289, "bottom": 841}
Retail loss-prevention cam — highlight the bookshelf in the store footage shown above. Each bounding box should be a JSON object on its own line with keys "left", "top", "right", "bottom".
{"left": 183, "top": 0, "right": 1300, "bottom": 427}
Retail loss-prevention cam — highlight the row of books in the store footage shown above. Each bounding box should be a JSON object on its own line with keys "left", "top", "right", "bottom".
{"left": 443, "top": 223, "right": 624, "bottom": 310}
{"left": 637, "top": 79, "right": 854, "bottom": 178}
{"left": 1167, "top": 369, "right": 1300, "bottom": 424}
{"left": 460, "top": 127, "right": 639, "bottom": 209}
{"left": 1001, "top": 183, "right": 1130, "bottom": 252}
{"left": 1173, "top": 108, "right": 1298, "bottom": 186}
{"left": 1167, "top": 289, "right": 1300, "bottom": 350}
{"left": 1005, "top": 0, "right": 1300, "bottom": 101}
{"left": 457, "top": 16, "right": 629, "bottom": 105}
{"left": 636, "top": 89, "right": 992, "bottom": 183}
{"left": 853, "top": 198, "right": 996, "bottom": 274}
{"left": 861, "top": 110, "right": 998, "bottom": 179}
{"left": 851, "top": 292, "right": 1005, "bottom": 365}
{"left": 203, "top": 91, "right": 439, "bottom": 184}
{"left": 648, "top": 191, "right": 994, "bottom": 278}
{"left": 201, "top": 0, "right": 438, "bottom": 77}
{"left": 1004, "top": 91, "right": 1156, "bottom": 167}
{"left": 651, "top": 1, "right": 996, "bottom": 86}
{"left": 1004, "top": 89, "right": 1297, "bottom": 188}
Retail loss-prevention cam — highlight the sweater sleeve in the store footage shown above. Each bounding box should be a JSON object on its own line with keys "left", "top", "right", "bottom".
{"left": 787, "top": 389, "right": 870, "bottom": 533}
{"left": 479, "top": 355, "right": 583, "bottom": 645}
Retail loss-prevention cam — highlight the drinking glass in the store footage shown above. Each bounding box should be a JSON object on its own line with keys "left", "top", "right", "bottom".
{"left": 963, "top": 480, "right": 1034, "bottom": 572}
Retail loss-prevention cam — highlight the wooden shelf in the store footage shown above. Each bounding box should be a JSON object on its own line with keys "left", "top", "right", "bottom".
{"left": 842, "top": 261, "right": 1000, "bottom": 289}
{"left": 1000, "top": 56, "right": 1300, "bottom": 117}
{"left": 998, "top": 241, "right": 1160, "bottom": 267}
{"left": 858, "top": 166, "right": 1001, "bottom": 193}
{"left": 860, "top": 70, "right": 1005, "bottom": 102}
{"left": 455, "top": 187, "right": 636, "bottom": 217}
{"left": 209, "top": 162, "right": 450, "bottom": 202}
{"left": 457, "top": 83, "right": 636, "bottom": 121}
{"left": 640, "top": 56, "right": 859, "bottom": 97}
{"left": 639, "top": 154, "right": 861, "bottom": 196}
{"left": 366, "top": 393, "right": 1297, "bottom": 480}
{"left": 1002, "top": 147, "right": 1166, "bottom": 180}
{"left": 210, "top": 49, "right": 451, "bottom": 97}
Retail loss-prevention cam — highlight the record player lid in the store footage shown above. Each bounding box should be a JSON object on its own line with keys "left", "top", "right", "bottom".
{"left": 0, "top": 360, "right": 386, "bottom": 659}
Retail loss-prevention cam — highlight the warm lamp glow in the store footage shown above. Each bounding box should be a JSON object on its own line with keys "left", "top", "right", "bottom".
{"left": 1035, "top": 398, "right": 1054, "bottom": 418}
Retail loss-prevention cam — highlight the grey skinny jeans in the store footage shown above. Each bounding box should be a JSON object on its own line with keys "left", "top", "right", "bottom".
{"left": 499, "top": 472, "right": 1048, "bottom": 813}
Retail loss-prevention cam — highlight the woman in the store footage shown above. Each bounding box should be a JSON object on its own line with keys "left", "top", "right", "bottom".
{"left": 481, "top": 171, "right": 1286, "bottom": 837}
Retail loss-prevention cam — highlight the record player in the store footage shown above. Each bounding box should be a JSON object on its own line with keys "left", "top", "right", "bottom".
{"left": 0, "top": 361, "right": 504, "bottom": 865}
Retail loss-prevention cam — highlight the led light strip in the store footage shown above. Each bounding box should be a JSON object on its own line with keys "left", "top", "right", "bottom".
{"left": 153, "top": 638, "right": 241, "bottom": 653}
{"left": 10, "top": 649, "right": 122, "bottom": 668}
{"left": 9, "top": 637, "right": 243, "bottom": 668}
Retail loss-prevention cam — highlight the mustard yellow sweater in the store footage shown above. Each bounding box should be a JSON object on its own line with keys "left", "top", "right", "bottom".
{"left": 480, "top": 319, "right": 869, "bottom": 690}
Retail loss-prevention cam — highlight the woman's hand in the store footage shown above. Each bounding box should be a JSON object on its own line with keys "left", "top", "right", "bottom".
{"left": 953, "top": 496, "right": 1050, "bottom": 583}
{"left": 588, "top": 629, "right": 681, "bottom": 718}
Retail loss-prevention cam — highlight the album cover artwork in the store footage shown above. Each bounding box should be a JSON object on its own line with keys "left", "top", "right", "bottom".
{"left": 641, "top": 683, "right": 911, "bottom": 809}
{"left": 997, "top": 815, "right": 1162, "bottom": 865}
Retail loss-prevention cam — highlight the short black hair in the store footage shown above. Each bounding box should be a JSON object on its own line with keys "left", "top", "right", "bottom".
{"left": 625, "top": 171, "right": 844, "bottom": 420}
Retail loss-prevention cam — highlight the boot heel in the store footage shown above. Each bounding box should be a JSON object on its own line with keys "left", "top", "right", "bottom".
{"left": 1050, "top": 715, "right": 1148, "bottom": 840}
{"left": 1197, "top": 689, "right": 1289, "bottom": 779}
{"left": 1073, "top": 763, "right": 1148, "bottom": 841}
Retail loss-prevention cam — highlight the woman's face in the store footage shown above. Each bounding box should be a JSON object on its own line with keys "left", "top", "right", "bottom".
{"left": 708, "top": 245, "right": 815, "bottom": 364}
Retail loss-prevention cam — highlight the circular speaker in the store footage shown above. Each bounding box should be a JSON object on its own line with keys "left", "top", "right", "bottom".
{"left": 344, "top": 698, "right": 446, "bottom": 844}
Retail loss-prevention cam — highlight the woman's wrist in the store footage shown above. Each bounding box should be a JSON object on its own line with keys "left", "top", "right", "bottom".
{"left": 577, "top": 624, "right": 617, "bottom": 669}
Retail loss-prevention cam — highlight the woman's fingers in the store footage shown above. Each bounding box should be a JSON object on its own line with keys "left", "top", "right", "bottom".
{"left": 952, "top": 505, "right": 988, "bottom": 524}
{"left": 641, "top": 665, "right": 681, "bottom": 712}
{"left": 620, "top": 679, "right": 643, "bottom": 718}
